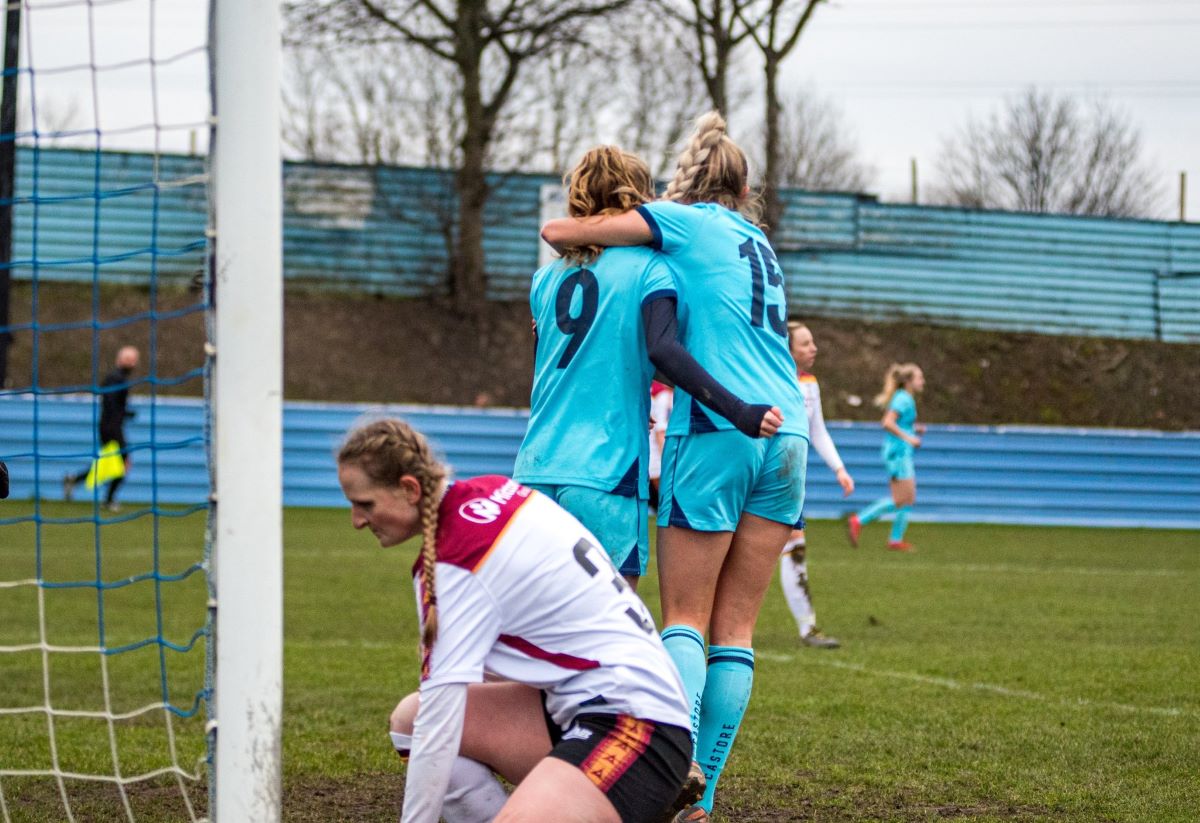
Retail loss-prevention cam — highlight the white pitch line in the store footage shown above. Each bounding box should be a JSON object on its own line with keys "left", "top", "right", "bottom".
{"left": 287, "top": 638, "right": 396, "bottom": 650}
{"left": 757, "top": 652, "right": 1192, "bottom": 719}
{"left": 816, "top": 560, "right": 1186, "bottom": 578}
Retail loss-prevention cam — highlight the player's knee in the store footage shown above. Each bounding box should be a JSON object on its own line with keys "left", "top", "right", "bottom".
{"left": 389, "top": 691, "right": 419, "bottom": 735}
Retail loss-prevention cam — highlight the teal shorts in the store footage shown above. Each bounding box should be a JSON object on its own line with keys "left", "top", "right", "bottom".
{"left": 524, "top": 483, "right": 649, "bottom": 577}
{"left": 883, "top": 445, "right": 915, "bottom": 480}
{"left": 657, "top": 431, "right": 808, "bottom": 532}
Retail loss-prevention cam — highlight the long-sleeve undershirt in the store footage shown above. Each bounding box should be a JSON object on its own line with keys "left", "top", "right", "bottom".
{"left": 642, "top": 296, "right": 771, "bottom": 438}
{"left": 401, "top": 682, "right": 469, "bottom": 823}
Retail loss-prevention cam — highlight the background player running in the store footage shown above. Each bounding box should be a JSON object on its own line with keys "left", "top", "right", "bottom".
{"left": 542, "top": 111, "right": 807, "bottom": 823}
{"left": 62, "top": 345, "right": 139, "bottom": 512}
{"left": 338, "top": 417, "right": 700, "bottom": 823}
{"left": 779, "top": 322, "right": 855, "bottom": 649}
{"left": 515, "top": 146, "right": 777, "bottom": 592}
{"left": 847, "top": 363, "right": 926, "bottom": 552}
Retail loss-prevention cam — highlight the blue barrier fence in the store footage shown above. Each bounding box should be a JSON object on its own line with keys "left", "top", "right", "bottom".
{"left": 3, "top": 396, "right": 1197, "bottom": 529}
{"left": 9, "top": 148, "right": 1200, "bottom": 342}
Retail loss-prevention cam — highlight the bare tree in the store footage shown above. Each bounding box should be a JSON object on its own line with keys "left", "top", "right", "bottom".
{"left": 734, "top": 0, "right": 825, "bottom": 235}
{"left": 505, "top": 8, "right": 705, "bottom": 180}
{"left": 657, "top": 0, "right": 759, "bottom": 118}
{"left": 613, "top": 13, "right": 698, "bottom": 177}
{"left": 284, "top": 41, "right": 464, "bottom": 169}
{"left": 498, "top": 39, "right": 615, "bottom": 176}
{"left": 286, "top": 0, "right": 632, "bottom": 316}
{"left": 760, "top": 88, "right": 872, "bottom": 192}
{"left": 933, "top": 88, "right": 1162, "bottom": 218}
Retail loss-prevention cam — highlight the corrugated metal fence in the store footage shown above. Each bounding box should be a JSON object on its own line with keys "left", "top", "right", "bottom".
{"left": 3, "top": 396, "right": 1197, "bottom": 529}
{"left": 8, "top": 147, "right": 1200, "bottom": 341}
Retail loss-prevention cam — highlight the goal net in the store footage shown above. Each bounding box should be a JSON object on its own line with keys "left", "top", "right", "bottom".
{"left": 0, "top": 1, "right": 281, "bottom": 820}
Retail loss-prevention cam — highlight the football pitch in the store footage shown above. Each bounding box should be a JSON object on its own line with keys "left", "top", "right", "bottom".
{"left": 1, "top": 504, "right": 1197, "bottom": 822}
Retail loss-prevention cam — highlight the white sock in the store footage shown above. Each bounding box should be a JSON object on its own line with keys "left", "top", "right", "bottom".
{"left": 779, "top": 542, "right": 816, "bottom": 637}
{"left": 442, "top": 755, "right": 508, "bottom": 822}
{"left": 389, "top": 731, "right": 507, "bottom": 822}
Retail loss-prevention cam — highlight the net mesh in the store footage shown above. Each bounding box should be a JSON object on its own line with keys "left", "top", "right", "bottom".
{"left": 0, "top": 1, "right": 212, "bottom": 820}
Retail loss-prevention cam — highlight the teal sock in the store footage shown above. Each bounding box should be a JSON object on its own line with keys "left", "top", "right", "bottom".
{"left": 858, "top": 496, "right": 895, "bottom": 525}
{"left": 695, "top": 645, "right": 754, "bottom": 813}
{"left": 890, "top": 506, "right": 911, "bottom": 542}
{"left": 661, "top": 624, "right": 707, "bottom": 747}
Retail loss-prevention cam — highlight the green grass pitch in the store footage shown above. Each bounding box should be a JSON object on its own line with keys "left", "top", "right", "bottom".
{"left": 1, "top": 503, "right": 1197, "bottom": 821}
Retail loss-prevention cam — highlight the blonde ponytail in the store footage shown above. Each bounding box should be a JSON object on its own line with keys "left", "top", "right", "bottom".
{"left": 874, "top": 362, "right": 921, "bottom": 408}
{"left": 338, "top": 418, "right": 448, "bottom": 650}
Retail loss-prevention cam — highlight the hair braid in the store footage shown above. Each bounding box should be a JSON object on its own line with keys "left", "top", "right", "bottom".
{"left": 337, "top": 417, "right": 448, "bottom": 652}
{"left": 417, "top": 478, "right": 440, "bottom": 648}
{"left": 665, "top": 111, "right": 727, "bottom": 203}
{"left": 662, "top": 110, "right": 762, "bottom": 223}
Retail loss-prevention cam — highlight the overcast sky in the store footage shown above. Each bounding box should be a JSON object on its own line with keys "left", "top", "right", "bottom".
{"left": 14, "top": 0, "right": 1200, "bottom": 219}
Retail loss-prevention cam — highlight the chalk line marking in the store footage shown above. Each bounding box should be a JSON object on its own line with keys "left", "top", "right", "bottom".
{"left": 816, "top": 560, "right": 1185, "bottom": 578}
{"left": 757, "top": 652, "right": 1192, "bottom": 719}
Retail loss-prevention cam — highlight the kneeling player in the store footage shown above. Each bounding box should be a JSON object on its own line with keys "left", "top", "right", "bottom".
{"left": 338, "top": 418, "right": 702, "bottom": 823}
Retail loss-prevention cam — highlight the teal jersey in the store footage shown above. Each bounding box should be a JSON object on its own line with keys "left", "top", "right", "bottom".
{"left": 636, "top": 201, "right": 807, "bottom": 440}
{"left": 884, "top": 389, "right": 918, "bottom": 452}
{"left": 513, "top": 246, "right": 676, "bottom": 498}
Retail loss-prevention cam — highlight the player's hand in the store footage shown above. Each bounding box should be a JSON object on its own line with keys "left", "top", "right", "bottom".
{"left": 909, "top": 436, "right": 922, "bottom": 449}
{"left": 759, "top": 407, "right": 783, "bottom": 437}
{"left": 915, "top": 423, "right": 927, "bottom": 434}
{"left": 836, "top": 468, "right": 855, "bottom": 497}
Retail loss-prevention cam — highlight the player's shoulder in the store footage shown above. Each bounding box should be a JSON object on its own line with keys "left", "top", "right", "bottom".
{"left": 429, "top": 476, "right": 535, "bottom": 572}
{"left": 532, "top": 258, "right": 574, "bottom": 286}
{"left": 594, "top": 245, "right": 660, "bottom": 278}
{"left": 797, "top": 371, "right": 819, "bottom": 385}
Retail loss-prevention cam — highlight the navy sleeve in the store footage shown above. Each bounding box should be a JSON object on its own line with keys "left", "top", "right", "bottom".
{"left": 642, "top": 296, "right": 771, "bottom": 438}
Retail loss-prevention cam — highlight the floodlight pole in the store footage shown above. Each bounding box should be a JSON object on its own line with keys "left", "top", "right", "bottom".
{"left": 210, "top": 0, "right": 283, "bottom": 820}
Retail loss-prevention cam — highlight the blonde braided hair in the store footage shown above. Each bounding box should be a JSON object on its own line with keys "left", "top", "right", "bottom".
{"left": 563, "top": 145, "right": 655, "bottom": 265}
{"left": 664, "top": 110, "right": 762, "bottom": 224}
{"left": 338, "top": 418, "right": 448, "bottom": 650}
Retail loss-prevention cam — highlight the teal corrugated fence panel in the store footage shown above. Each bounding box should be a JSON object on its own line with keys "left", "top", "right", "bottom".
{"left": 8, "top": 148, "right": 1200, "bottom": 341}
{"left": 777, "top": 194, "right": 1200, "bottom": 341}
{"left": 10, "top": 147, "right": 208, "bottom": 286}
{"left": 281, "top": 162, "right": 547, "bottom": 299}
{"left": 3, "top": 397, "right": 1198, "bottom": 529}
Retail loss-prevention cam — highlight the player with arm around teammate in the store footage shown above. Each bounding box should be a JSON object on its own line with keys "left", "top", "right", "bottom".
{"left": 515, "top": 146, "right": 780, "bottom": 593}
{"left": 338, "top": 417, "right": 700, "bottom": 823}
{"left": 542, "top": 112, "right": 808, "bottom": 823}
{"left": 847, "top": 363, "right": 926, "bottom": 552}
{"left": 779, "top": 322, "right": 854, "bottom": 649}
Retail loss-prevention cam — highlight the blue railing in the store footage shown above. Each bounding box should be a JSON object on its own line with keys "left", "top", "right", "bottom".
{"left": 2, "top": 396, "right": 1197, "bottom": 529}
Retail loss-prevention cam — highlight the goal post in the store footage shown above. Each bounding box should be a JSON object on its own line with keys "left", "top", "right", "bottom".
{"left": 210, "top": 0, "right": 284, "bottom": 820}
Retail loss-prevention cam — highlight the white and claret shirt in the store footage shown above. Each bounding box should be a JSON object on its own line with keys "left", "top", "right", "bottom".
{"left": 798, "top": 372, "right": 845, "bottom": 474}
{"left": 400, "top": 475, "right": 690, "bottom": 823}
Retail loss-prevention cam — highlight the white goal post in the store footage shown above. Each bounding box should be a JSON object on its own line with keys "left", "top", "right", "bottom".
{"left": 210, "top": 0, "right": 283, "bottom": 820}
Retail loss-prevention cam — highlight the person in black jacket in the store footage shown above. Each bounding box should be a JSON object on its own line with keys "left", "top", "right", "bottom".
{"left": 63, "top": 346, "right": 139, "bottom": 512}
{"left": 0, "top": 459, "right": 9, "bottom": 499}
